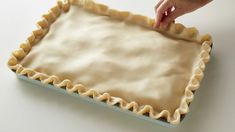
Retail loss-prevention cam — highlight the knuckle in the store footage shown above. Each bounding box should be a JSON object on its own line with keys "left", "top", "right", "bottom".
{"left": 167, "top": 0, "right": 174, "bottom": 4}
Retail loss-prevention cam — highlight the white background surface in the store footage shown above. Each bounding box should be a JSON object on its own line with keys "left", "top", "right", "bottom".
{"left": 1, "top": 0, "right": 235, "bottom": 132}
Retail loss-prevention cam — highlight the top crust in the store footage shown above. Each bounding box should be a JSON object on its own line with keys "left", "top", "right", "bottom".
{"left": 8, "top": 0, "right": 212, "bottom": 125}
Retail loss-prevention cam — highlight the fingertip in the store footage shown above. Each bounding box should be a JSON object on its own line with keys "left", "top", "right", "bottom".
{"left": 153, "top": 23, "right": 158, "bottom": 30}
{"left": 153, "top": 17, "right": 160, "bottom": 29}
{"left": 155, "top": 14, "right": 163, "bottom": 28}
{"left": 153, "top": 22, "right": 159, "bottom": 29}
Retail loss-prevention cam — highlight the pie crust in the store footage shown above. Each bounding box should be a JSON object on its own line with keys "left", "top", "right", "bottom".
{"left": 7, "top": 0, "right": 212, "bottom": 125}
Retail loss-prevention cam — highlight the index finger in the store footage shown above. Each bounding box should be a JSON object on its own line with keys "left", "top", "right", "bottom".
{"left": 154, "top": 0, "right": 172, "bottom": 28}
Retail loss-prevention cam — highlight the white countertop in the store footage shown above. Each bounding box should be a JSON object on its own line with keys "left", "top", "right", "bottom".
{"left": 1, "top": 0, "right": 235, "bottom": 132}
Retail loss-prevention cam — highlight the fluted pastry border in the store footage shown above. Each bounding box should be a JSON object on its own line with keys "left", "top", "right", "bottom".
{"left": 7, "top": 0, "right": 212, "bottom": 125}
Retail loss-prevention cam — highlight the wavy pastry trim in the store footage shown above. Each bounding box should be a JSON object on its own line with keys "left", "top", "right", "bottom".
{"left": 7, "top": 0, "right": 212, "bottom": 125}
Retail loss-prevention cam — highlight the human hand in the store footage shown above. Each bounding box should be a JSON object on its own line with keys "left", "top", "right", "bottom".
{"left": 154, "top": 0, "right": 212, "bottom": 28}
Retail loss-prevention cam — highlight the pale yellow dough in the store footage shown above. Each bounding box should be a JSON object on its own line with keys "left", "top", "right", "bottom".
{"left": 20, "top": 6, "right": 201, "bottom": 114}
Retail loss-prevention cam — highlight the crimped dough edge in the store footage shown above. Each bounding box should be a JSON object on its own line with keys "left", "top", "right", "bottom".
{"left": 7, "top": 0, "right": 212, "bottom": 125}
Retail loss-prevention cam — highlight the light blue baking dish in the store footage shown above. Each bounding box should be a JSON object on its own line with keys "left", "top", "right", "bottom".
{"left": 17, "top": 74, "right": 177, "bottom": 128}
